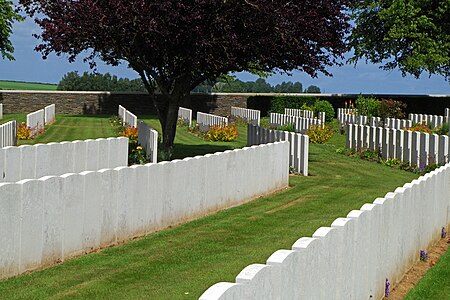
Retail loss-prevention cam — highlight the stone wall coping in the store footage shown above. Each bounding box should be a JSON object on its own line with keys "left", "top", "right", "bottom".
{"left": 1, "top": 90, "right": 449, "bottom": 97}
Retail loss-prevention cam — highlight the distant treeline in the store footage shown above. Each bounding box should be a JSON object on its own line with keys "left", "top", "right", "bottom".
{"left": 57, "top": 71, "right": 321, "bottom": 94}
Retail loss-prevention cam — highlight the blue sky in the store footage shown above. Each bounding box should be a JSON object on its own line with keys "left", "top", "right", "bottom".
{"left": 0, "top": 11, "right": 449, "bottom": 94}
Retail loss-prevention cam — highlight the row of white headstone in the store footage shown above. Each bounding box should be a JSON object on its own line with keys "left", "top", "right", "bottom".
{"left": 0, "top": 103, "right": 3, "bottom": 119}
{"left": 247, "top": 124, "right": 309, "bottom": 175}
{"left": 284, "top": 108, "right": 326, "bottom": 125}
{"left": 118, "top": 105, "right": 138, "bottom": 128}
{"left": 25, "top": 104, "right": 56, "bottom": 137}
{"left": 0, "top": 142, "right": 289, "bottom": 280}
{"left": 231, "top": 106, "right": 260, "bottom": 126}
{"left": 337, "top": 108, "right": 357, "bottom": 119}
{"left": 408, "top": 113, "right": 445, "bottom": 129}
{"left": 0, "top": 137, "right": 129, "bottom": 183}
{"left": 0, "top": 120, "right": 17, "bottom": 148}
{"left": 339, "top": 114, "right": 414, "bottom": 129}
{"left": 197, "top": 112, "right": 228, "bottom": 132}
{"left": 200, "top": 163, "right": 450, "bottom": 300}
{"left": 346, "top": 124, "right": 449, "bottom": 167}
{"left": 178, "top": 107, "right": 193, "bottom": 127}
{"left": 270, "top": 113, "right": 322, "bottom": 134}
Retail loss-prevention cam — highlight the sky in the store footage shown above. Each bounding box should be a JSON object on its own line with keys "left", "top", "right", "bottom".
{"left": 0, "top": 9, "right": 449, "bottom": 95}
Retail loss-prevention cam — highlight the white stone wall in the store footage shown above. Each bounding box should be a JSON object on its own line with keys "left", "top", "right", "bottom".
{"left": 178, "top": 107, "right": 193, "bottom": 127}
{"left": 197, "top": 112, "right": 228, "bottom": 132}
{"left": 26, "top": 109, "right": 45, "bottom": 136}
{"left": 346, "top": 124, "right": 449, "bottom": 166}
{"left": 409, "top": 113, "right": 444, "bottom": 129}
{"left": 137, "top": 121, "right": 158, "bottom": 163}
{"left": 0, "top": 137, "right": 129, "bottom": 183}
{"left": 248, "top": 125, "right": 308, "bottom": 176}
{"left": 44, "top": 104, "right": 56, "bottom": 125}
{"left": 284, "top": 108, "right": 314, "bottom": 119}
{"left": 0, "top": 120, "right": 16, "bottom": 148}
{"left": 200, "top": 164, "right": 450, "bottom": 300}
{"left": 270, "top": 113, "right": 321, "bottom": 134}
{"left": 231, "top": 107, "right": 260, "bottom": 126}
{"left": 0, "top": 142, "right": 289, "bottom": 280}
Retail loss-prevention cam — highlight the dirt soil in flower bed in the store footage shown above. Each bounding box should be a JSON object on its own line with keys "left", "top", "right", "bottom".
{"left": 387, "top": 237, "right": 449, "bottom": 299}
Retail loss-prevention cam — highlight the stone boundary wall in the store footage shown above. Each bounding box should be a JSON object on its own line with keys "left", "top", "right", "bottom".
{"left": 200, "top": 164, "right": 450, "bottom": 300}
{"left": 197, "top": 112, "right": 228, "bottom": 132}
{"left": 248, "top": 125, "right": 308, "bottom": 175}
{"left": 231, "top": 107, "right": 260, "bottom": 126}
{"left": 178, "top": 107, "right": 193, "bottom": 127}
{"left": 0, "top": 142, "right": 289, "bottom": 280}
{"left": 346, "top": 124, "right": 449, "bottom": 167}
{"left": 0, "top": 120, "right": 16, "bottom": 148}
{"left": 270, "top": 113, "right": 321, "bottom": 133}
{"left": 137, "top": 121, "right": 158, "bottom": 163}
{"left": 0, "top": 137, "right": 129, "bottom": 183}
{"left": 1, "top": 91, "right": 450, "bottom": 117}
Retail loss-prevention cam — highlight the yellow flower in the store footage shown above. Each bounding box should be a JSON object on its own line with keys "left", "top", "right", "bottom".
{"left": 136, "top": 146, "right": 143, "bottom": 150}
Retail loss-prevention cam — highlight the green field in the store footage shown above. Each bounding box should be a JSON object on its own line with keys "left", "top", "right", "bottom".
{"left": 0, "top": 80, "right": 58, "bottom": 91}
{"left": 0, "top": 115, "right": 423, "bottom": 299}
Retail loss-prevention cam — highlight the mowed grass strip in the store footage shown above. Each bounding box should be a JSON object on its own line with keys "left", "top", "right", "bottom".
{"left": 405, "top": 247, "right": 450, "bottom": 299}
{"left": 0, "top": 120, "right": 418, "bottom": 299}
{"left": 0, "top": 80, "right": 57, "bottom": 91}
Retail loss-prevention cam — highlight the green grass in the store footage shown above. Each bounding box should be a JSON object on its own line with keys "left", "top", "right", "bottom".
{"left": 405, "top": 247, "right": 450, "bottom": 299}
{"left": 0, "top": 118, "right": 419, "bottom": 299}
{"left": 0, "top": 80, "right": 58, "bottom": 91}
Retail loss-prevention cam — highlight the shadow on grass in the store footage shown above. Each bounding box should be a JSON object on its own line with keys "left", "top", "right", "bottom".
{"left": 172, "top": 143, "right": 236, "bottom": 160}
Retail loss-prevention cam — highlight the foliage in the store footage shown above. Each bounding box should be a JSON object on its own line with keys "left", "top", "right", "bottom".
{"left": 431, "top": 123, "right": 449, "bottom": 136}
{"left": 270, "top": 96, "right": 318, "bottom": 114}
{"left": 304, "top": 85, "right": 321, "bottom": 93}
{"left": 57, "top": 71, "right": 145, "bottom": 92}
{"left": 20, "top": 0, "right": 353, "bottom": 155}
{"left": 193, "top": 77, "right": 305, "bottom": 93}
{"left": 206, "top": 125, "right": 239, "bottom": 142}
{"left": 16, "top": 122, "right": 32, "bottom": 140}
{"left": 379, "top": 99, "right": 407, "bottom": 119}
{"left": 276, "top": 123, "right": 296, "bottom": 132}
{"left": 300, "top": 103, "right": 314, "bottom": 112}
{"left": 355, "top": 96, "right": 380, "bottom": 117}
{"left": 313, "top": 100, "right": 334, "bottom": 123}
{"left": 120, "top": 126, "right": 138, "bottom": 141}
{"left": 307, "top": 125, "right": 334, "bottom": 144}
{"left": 406, "top": 124, "right": 432, "bottom": 134}
{"left": 0, "top": 0, "right": 24, "bottom": 60}
{"left": 128, "top": 144, "right": 148, "bottom": 165}
{"left": 349, "top": 0, "right": 450, "bottom": 81}
{"left": 176, "top": 117, "right": 189, "bottom": 127}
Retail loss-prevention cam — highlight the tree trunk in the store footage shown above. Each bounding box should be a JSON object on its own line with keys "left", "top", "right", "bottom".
{"left": 153, "top": 93, "right": 181, "bottom": 159}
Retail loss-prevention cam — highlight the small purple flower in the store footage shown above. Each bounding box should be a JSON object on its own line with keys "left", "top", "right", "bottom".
{"left": 420, "top": 250, "right": 428, "bottom": 261}
{"left": 385, "top": 278, "right": 390, "bottom": 297}
{"left": 442, "top": 227, "right": 447, "bottom": 239}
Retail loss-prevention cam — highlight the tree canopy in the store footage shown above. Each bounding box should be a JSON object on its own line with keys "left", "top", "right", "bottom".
{"left": 20, "top": 0, "right": 353, "bottom": 154}
{"left": 0, "top": 0, "right": 23, "bottom": 60}
{"left": 349, "top": 0, "right": 450, "bottom": 81}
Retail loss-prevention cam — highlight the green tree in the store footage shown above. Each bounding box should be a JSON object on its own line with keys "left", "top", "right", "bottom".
{"left": 0, "top": 0, "right": 23, "bottom": 60}
{"left": 349, "top": 0, "right": 450, "bottom": 80}
{"left": 57, "top": 71, "right": 145, "bottom": 92}
{"left": 305, "top": 85, "right": 321, "bottom": 93}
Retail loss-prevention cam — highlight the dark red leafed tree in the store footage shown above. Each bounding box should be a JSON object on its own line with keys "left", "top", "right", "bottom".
{"left": 20, "top": 0, "right": 353, "bottom": 156}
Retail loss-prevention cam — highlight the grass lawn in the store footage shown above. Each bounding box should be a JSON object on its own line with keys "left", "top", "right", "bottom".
{"left": 0, "top": 80, "right": 58, "bottom": 91}
{"left": 0, "top": 117, "right": 419, "bottom": 299}
{"left": 405, "top": 247, "right": 450, "bottom": 299}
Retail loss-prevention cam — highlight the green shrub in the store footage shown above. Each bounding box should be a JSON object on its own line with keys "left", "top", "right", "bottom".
{"left": 431, "top": 123, "right": 449, "bottom": 135}
{"left": 355, "top": 96, "right": 380, "bottom": 117}
{"left": 313, "top": 100, "right": 334, "bottom": 123}
{"left": 379, "top": 99, "right": 407, "bottom": 119}
{"left": 307, "top": 124, "right": 334, "bottom": 144}
{"left": 270, "top": 96, "right": 317, "bottom": 114}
